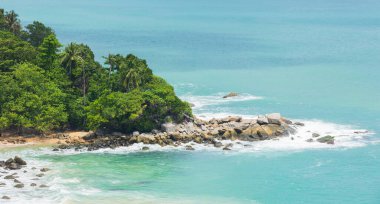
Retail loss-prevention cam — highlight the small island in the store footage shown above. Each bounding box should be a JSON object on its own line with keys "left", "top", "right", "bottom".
{"left": 0, "top": 8, "right": 335, "bottom": 151}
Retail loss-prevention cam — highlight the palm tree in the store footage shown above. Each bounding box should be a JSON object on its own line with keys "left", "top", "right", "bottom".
{"left": 104, "top": 54, "right": 117, "bottom": 79}
{"left": 122, "top": 66, "right": 142, "bottom": 92}
{"left": 61, "top": 43, "right": 83, "bottom": 78}
{"left": 4, "top": 10, "right": 21, "bottom": 34}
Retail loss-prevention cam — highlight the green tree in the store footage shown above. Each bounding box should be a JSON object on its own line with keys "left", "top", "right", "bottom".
{"left": 37, "top": 34, "right": 62, "bottom": 69}
{"left": 61, "top": 42, "right": 84, "bottom": 78}
{"left": 0, "top": 63, "right": 68, "bottom": 133}
{"left": 23, "top": 21, "right": 54, "bottom": 47}
{"left": 0, "top": 31, "right": 37, "bottom": 72}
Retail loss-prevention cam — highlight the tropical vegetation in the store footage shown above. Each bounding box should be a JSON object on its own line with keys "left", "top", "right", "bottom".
{"left": 0, "top": 8, "right": 192, "bottom": 135}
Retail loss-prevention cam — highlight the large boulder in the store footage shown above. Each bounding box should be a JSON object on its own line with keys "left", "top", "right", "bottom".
{"left": 257, "top": 116, "right": 269, "bottom": 125}
{"left": 161, "top": 123, "right": 177, "bottom": 134}
{"left": 266, "top": 113, "right": 281, "bottom": 125}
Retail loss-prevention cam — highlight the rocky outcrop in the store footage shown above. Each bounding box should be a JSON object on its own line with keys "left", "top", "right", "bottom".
{"left": 66, "top": 113, "right": 297, "bottom": 151}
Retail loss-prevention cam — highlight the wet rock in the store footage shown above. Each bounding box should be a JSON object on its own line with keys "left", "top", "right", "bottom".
{"left": 213, "top": 142, "right": 223, "bottom": 148}
{"left": 5, "top": 158, "right": 14, "bottom": 165}
{"left": 222, "top": 92, "right": 238, "bottom": 98}
{"left": 39, "top": 184, "right": 49, "bottom": 188}
{"left": 294, "top": 122, "right": 305, "bottom": 126}
{"left": 7, "top": 163, "right": 21, "bottom": 170}
{"left": 30, "top": 183, "right": 37, "bottom": 187}
{"left": 306, "top": 138, "right": 314, "bottom": 142}
{"left": 142, "top": 146, "right": 149, "bottom": 151}
{"left": 312, "top": 133, "right": 320, "bottom": 137}
{"left": 52, "top": 148, "right": 59, "bottom": 151}
{"left": 14, "top": 183, "right": 24, "bottom": 188}
{"left": 36, "top": 173, "right": 44, "bottom": 177}
{"left": 317, "top": 135, "right": 335, "bottom": 144}
{"left": 14, "top": 156, "right": 26, "bottom": 165}
{"left": 222, "top": 146, "right": 231, "bottom": 151}
{"left": 13, "top": 179, "right": 21, "bottom": 183}
{"left": 40, "top": 168, "right": 50, "bottom": 172}
{"left": 0, "top": 183, "right": 6, "bottom": 186}
{"left": 31, "top": 167, "right": 36, "bottom": 170}
{"left": 185, "top": 145, "right": 195, "bottom": 151}
{"left": 4, "top": 175, "right": 15, "bottom": 179}
{"left": 2, "top": 196, "right": 10, "bottom": 200}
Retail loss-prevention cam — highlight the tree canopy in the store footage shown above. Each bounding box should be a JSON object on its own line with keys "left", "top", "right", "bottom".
{"left": 0, "top": 8, "right": 192, "bottom": 135}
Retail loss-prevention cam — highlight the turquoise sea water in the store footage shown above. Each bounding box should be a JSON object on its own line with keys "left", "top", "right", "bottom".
{"left": 1, "top": 0, "right": 380, "bottom": 203}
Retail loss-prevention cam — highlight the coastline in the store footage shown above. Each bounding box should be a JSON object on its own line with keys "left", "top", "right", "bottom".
{"left": 0, "top": 113, "right": 347, "bottom": 152}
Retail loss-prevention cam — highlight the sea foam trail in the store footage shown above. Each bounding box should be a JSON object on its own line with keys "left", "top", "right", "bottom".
{"left": 179, "top": 93, "right": 263, "bottom": 109}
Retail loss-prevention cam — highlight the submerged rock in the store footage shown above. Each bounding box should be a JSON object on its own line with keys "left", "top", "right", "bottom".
{"left": 40, "top": 168, "right": 50, "bottom": 172}
{"left": 30, "top": 183, "right": 37, "bottom": 187}
{"left": 1, "top": 196, "right": 10, "bottom": 200}
{"left": 222, "top": 92, "right": 238, "bottom": 98}
{"left": 317, "top": 135, "right": 335, "bottom": 144}
{"left": 185, "top": 145, "right": 195, "bottom": 151}
{"left": 39, "top": 184, "right": 49, "bottom": 188}
{"left": 312, "top": 133, "right": 320, "bottom": 137}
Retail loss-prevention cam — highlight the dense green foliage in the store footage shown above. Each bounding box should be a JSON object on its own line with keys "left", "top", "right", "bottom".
{"left": 0, "top": 8, "right": 192, "bottom": 134}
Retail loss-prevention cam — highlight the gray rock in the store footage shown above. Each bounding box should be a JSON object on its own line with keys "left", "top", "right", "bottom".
{"left": 317, "top": 135, "right": 335, "bottom": 144}
{"left": 14, "top": 156, "right": 26, "bottom": 165}
{"left": 40, "top": 168, "right": 50, "bottom": 172}
{"left": 30, "top": 183, "right": 37, "bottom": 187}
{"left": 133, "top": 131, "right": 140, "bottom": 136}
{"left": 306, "top": 138, "right": 313, "bottom": 142}
{"left": 39, "top": 184, "right": 49, "bottom": 188}
{"left": 312, "top": 133, "right": 320, "bottom": 137}
{"left": 267, "top": 113, "right": 282, "bottom": 125}
{"left": 2, "top": 196, "right": 10, "bottom": 199}
{"left": 13, "top": 179, "right": 21, "bottom": 183}
{"left": 36, "top": 173, "right": 44, "bottom": 177}
{"left": 223, "top": 147, "right": 231, "bottom": 151}
{"left": 14, "top": 183, "right": 24, "bottom": 188}
{"left": 142, "top": 146, "right": 149, "bottom": 151}
{"left": 257, "top": 116, "right": 269, "bottom": 125}
{"left": 294, "top": 122, "right": 305, "bottom": 126}
{"left": 4, "top": 175, "right": 15, "bottom": 179}
{"left": 7, "top": 163, "right": 21, "bottom": 170}
{"left": 0, "top": 182, "right": 6, "bottom": 186}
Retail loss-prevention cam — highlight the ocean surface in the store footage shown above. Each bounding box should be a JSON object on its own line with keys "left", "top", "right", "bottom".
{"left": 1, "top": 0, "right": 380, "bottom": 203}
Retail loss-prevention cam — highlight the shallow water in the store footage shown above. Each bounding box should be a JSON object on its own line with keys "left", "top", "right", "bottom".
{"left": 1, "top": 0, "right": 380, "bottom": 203}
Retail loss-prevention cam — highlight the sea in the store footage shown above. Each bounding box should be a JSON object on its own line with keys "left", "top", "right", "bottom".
{"left": 0, "top": 0, "right": 380, "bottom": 203}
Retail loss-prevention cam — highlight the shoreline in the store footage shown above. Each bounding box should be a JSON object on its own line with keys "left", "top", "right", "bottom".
{"left": 0, "top": 113, "right": 343, "bottom": 152}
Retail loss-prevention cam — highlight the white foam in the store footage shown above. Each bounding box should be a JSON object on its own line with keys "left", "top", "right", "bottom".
{"left": 180, "top": 92, "right": 263, "bottom": 110}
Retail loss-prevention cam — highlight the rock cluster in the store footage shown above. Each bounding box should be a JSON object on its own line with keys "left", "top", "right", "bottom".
{"left": 0, "top": 157, "right": 51, "bottom": 200}
{"left": 60, "top": 113, "right": 300, "bottom": 151}
{"left": 0, "top": 156, "right": 27, "bottom": 170}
